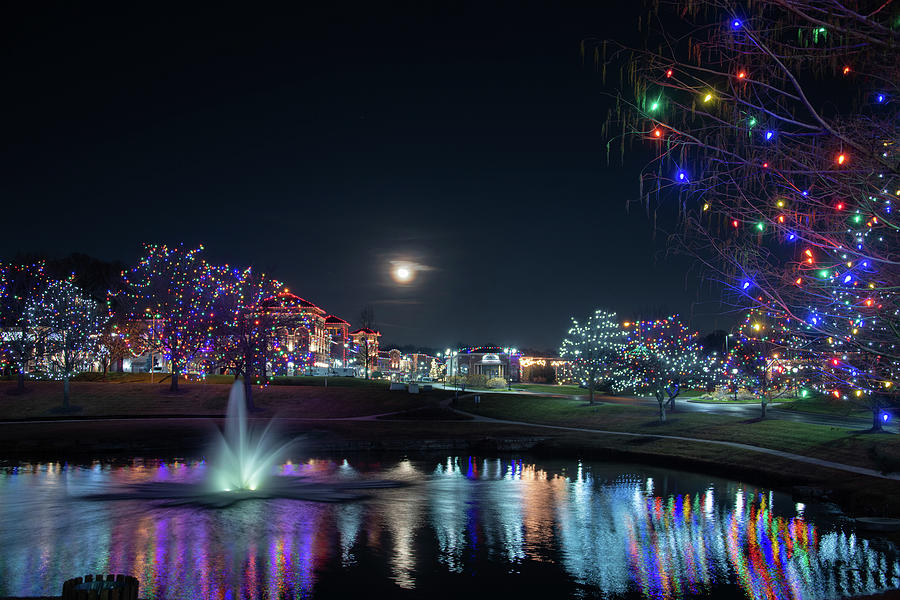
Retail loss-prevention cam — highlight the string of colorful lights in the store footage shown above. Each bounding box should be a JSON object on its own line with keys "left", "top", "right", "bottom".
{"left": 600, "top": 0, "right": 898, "bottom": 424}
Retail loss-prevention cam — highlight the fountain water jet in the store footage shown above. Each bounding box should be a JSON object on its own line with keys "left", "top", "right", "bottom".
{"left": 208, "top": 381, "right": 294, "bottom": 492}
{"left": 80, "top": 382, "right": 402, "bottom": 507}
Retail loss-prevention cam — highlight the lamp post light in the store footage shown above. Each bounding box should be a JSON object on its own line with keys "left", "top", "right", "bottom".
{"left": 506, "top": 347, "right": 517, "bottom": 390}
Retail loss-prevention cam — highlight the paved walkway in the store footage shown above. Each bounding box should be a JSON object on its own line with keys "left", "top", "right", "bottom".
{"left": 450, "top": 404, "right": 900, "bottom": 481}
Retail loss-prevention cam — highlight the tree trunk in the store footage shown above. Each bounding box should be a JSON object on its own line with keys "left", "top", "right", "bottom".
{"left": 243, "top": 376, "right": 255, "bottom": 412}
{"left": 666, "top": 383, "right": 680, "bottom": 411}
{"left": 63, "top": 377, "right": 70, "bottom": 409}
{"left": 170, "top": 363, "right": 180, "bottom": 392}
{"left": 244, "top": 348, "right": 258, "bottom": 411}
{"left": 871, "top": 407, "right": 884, "bottom": 432}
{"left": 17, "top": 370, "right": 25, "bottom": 393}
{"left": 588, "top": 379, "right": 595, "bottom": 405}
{"left": 656, "top": 390, "right": 667, "bottom": 422}
{"left": 760, "top": 399, "right": 767, "bottom": 419}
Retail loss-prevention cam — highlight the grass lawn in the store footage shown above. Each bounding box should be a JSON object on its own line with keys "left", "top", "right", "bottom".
{"left": 514, "top": 383, "right": 587, "bottom": 396}
{"left": 72, "top": 372, "right": 235, "bottom": 384}
{"left": 0, "top": 379, "right": 440, "bottom": 420}
{"left": 454, "top": 393, "right": 900, "bottom": 474}
{"left": 779, "top": 394, "right": 872, "bottom": 418}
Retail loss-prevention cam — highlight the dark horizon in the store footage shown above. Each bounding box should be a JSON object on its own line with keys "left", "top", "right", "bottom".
{"left": 1, "top": 2, "right": 734, "bottom": 349}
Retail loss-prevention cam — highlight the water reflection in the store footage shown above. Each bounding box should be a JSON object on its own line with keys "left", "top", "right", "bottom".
{"left": 0, "top": 457, "right": 896, "bottom": 599}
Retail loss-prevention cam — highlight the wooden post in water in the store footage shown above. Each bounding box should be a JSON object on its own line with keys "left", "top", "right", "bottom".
{"left": 62, "top": 574, "right": 138, "bottom": 600}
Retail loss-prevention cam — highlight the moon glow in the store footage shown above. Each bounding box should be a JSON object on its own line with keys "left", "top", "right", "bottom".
{"left": 393, "top": 265, "right": 413, "bottom": 283}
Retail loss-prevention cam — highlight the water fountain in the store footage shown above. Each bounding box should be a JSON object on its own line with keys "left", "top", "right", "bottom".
{"left": 84, "top": 382, "right": 400, "bottom": 507}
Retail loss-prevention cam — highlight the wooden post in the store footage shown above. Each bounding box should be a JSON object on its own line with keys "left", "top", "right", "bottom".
{"left": 62, "top": 574, "right": 139, "bottom": 600}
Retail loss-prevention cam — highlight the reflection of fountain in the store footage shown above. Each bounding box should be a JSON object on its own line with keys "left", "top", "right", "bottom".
{"left": 84, "top": 382, "right": 401, "bottom": 507}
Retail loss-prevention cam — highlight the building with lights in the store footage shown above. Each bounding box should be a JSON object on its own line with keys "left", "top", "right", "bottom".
{"left": 445, "top": 347, "right": 521, "bottom": 382}
{"left": 405, "top": 353, "right": 441, "bottom": 379}
{"left": 324, "top": 315, "right": 351, "bottom": 366}
{"left": 376, "top": 348, "right": 404, "bottom": 376}
{"left": 349, "top": 328, "right": 381, "bottom": 376}
{"left": 258, "top": 292, "right": 330, "bottom": 371}
{"left": 519, "top": 355, "right": 574, "bottom": 384}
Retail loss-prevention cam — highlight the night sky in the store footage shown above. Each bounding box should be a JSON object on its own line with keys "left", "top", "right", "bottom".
{"left": 1, "top": 2, "right": 729, "bottom": 350}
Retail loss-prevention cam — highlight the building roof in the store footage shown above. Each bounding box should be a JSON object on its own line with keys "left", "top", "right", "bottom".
{"left": 259, "top": 292, "right": 324, "bottom": 313}
{"left": 350, "top": 327, "right": 380, "bottom": 336}
{"left": 324, "top": 315, "right": 350, "bottom": 326}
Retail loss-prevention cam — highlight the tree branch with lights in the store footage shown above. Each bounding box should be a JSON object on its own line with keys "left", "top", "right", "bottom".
{"left": 120, "top": 244, "right": 216, "bottom": 393}
{"left": 601, "top": 0, "right": 899, "bottom": 428}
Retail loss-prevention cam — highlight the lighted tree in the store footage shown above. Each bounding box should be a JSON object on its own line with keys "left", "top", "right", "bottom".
{"left": 208, "top": 265, "right": 284, "bottom": 410}
{"left": 94, "top": 323, "right": 131, "bottom": 379}
{"left": 724, "top": 308, "right": 811, "bottom": 417}
{"left": 28, "top": 279, "right": 107, "bottom": 409}
{"left": 121, "top": 244, "right": 215, "bottom": 392}
{"left": 0, "top": 261, "right": 48, "bottom": 392}
{"left": 559, "top": 308, "right": 626, "bottom": 404}
{"left": 602, "top": 0, "right": 899, "bottom": 428}
{"left": 430, "top": 358, "right": 444, "bottom": 381}
{"left": 613, "top": 316, "right": 713, "bottom": 421}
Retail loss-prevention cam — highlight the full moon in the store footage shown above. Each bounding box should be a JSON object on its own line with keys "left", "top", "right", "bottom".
{"left": 393, "top": 266, "right": 413, "bottom": 283}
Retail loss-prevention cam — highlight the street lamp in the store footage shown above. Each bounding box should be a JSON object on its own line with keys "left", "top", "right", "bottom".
{"left": 731, "top": 368, "right": 739, "bottom": 400}
{"left": 505, "top": 347, "right": 517, "bottom": 390}
{"left": 725, "top": 333, "right": 734, "bottom": 355}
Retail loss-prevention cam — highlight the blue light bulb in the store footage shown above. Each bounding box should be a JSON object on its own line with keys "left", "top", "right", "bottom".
{"left": 731, "top": 19, "right": 742, "bottom": 29}
{"left": 765, "top": 130, "right": 774, "bottom": 141}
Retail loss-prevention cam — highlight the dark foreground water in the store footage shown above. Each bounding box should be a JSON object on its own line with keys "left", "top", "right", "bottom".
{"left": 0, "top": 456, "right": 897, "bottom": 599}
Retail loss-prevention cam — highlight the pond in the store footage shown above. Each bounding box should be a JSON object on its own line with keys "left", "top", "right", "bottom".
{"left": 0, "top": 456, "right": 896, "bottom": 599}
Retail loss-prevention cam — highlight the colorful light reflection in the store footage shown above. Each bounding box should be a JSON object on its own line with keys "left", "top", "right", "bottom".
{"left": 0, "top": 458, "right": 896, "bottom": 599}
